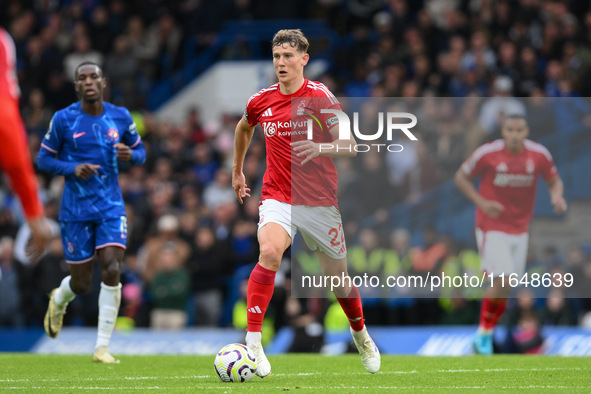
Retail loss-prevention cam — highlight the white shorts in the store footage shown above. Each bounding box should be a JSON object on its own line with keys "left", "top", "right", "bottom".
{"left": 475, "top": 229, "right": 529, "bottom": 277}
{"left": 258, "top": 199, "right": 347, "bottom": 259}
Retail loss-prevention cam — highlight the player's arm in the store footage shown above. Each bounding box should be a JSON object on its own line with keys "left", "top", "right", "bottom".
{"left": 232, "top": 116, "right": 255, "bottom": 204}
{"left": 546, "top": 175, "right": 567, "bottom": 214}
{"left": 116, "top": 113, "right": 146, "bottom": 164}
{"left": 38, "top": 147, "right": 100, "bottom": 180}
{"left": 114, "top": 139, "right": 145, "bottom": 164}
{"left": 324, "top": 121, "right": 358, "bottom": 157}
{"left": 38, "top": 115, "right": 100, "bottom": 180}
{"left": 292, "top": 114, "right": 357, "bottom": 165}
{"left": 454, "top": 168, "right": 504, "bottom": 218}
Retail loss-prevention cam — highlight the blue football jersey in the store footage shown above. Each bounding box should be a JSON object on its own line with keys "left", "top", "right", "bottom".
{"left": 39, "top": 102, "right": 144, "bottom": 222}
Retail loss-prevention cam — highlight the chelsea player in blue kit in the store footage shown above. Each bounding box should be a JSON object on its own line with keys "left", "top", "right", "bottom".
{"left": 38, "top": 62, "right": 145, "bottom": 363}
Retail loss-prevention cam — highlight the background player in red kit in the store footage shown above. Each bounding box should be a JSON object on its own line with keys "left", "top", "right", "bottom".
{"left": 455, "top": 114, "right": 567, "bottom": 354}
{"left": 232, "top": 29, "right": 380, "bottom": 376}
{"left": 0, "top": 27, "right": 51, "bottom": 261}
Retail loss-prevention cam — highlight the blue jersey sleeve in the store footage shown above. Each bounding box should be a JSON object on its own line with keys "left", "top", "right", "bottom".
{"left": 37, "top": 112, "right": 77, "bottom": 175}
{"left": 120, "top": 109, "right": 146, "bottom": 165}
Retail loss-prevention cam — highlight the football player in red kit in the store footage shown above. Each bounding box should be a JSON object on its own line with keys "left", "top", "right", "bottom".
{"left": 232, "top": 29, "right": 380, "bottom": 376}
{"left": 455, "top": 114, "right": 566, "bottom": 354}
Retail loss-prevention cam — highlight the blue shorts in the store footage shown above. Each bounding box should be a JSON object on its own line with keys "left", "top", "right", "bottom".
{"left": 60, "top": 216, "right": 127, "bottom": 264}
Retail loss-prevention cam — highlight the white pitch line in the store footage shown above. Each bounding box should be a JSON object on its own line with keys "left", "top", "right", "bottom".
{"left": 5, "top": 385, "right": 590, "bottom": 391}
{"left": 7, "top": 367, "right": 584, "bottom": 390}
{"left": 123, "top": 375, "right": 211, "bottom": 380}
{"left": 2, "top": 385, "right": 589, "bottom": 391}
{"left": 146, "top": 386, "right": 488, "bottom": 390}
{"left": 5, "top": 388, "right": 116, "bottom": 391}
{"left": 511, "top": 386, "right": 591, "bottom": 390}
{"left": 438, "top": 367, "right": 586, "bottom": 373}
{"left": 3, "top": 370, "right": 420, "bottom": 385}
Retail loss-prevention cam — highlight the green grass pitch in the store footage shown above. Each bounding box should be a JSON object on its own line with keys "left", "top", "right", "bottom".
{"left": 2, "top": 354, "right": 591, "bottom": 392}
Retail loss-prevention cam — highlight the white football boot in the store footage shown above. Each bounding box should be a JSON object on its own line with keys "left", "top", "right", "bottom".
{"left": 246, "top": 332, "right": 271, "bottom": 378}
{"left": 93, "top": 346, "right": 120, "bottom": 364}
{"left": 351, "top": 326, "right": 381, "bottom": 373}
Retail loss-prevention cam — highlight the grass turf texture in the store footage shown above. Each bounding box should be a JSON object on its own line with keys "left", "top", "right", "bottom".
{"left": 1, "top": 354, "right": 590, "bottom": 392}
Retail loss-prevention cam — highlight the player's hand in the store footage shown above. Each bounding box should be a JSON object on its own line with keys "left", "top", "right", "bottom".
{"left": 551, "top": 195, "right": 567, "bottom": 214}
{"left": 478, "top": 199, "right": 505, "bottom": 218}
{"left": 232, "top": 171, "right": 251, "bottom": 205}
{"left": 114, "top": 143, "right": 132, "bottom": 161}
{"left": 26, "top": 217, "right": 52, "bottom": 262}
{"left": 291, "top": 140, "right": 320, "bottom": 165}
{"left": 74, "top": 163, "right": 100, "bottom": 180}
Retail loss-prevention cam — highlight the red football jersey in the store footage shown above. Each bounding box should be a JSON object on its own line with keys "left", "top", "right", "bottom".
{"left": 0, "top": 28, "right": 20, "bottom": 100}
{"left": 245, "top": 79, "right": 341, "bottom": 206}
{"left": 462, "top": 139, "right": 558, "bottom": 234}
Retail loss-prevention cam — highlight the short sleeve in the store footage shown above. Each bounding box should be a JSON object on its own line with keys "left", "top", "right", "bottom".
{"left": 305, "top": 83, "right": 341, "bottom": 135}
{"left": 461, "top": 145, "right": 489, "bottom": 178}
{"left": 538, "top": 148, "right": 558, "bottom": 182}
{"left": 40, "top": 113, "right": 62, "bottom": 154}
{"left": 245, "top": 95, "right": 259, "bottom": 127}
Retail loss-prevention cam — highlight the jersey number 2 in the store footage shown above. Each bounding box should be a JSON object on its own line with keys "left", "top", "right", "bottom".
{"left": 328, "top": 224, "right": 344, "bottom": 247}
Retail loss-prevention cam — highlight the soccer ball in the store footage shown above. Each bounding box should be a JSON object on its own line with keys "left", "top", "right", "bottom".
{"left": 214, "top": 343, "right": 257, "bottom": 382}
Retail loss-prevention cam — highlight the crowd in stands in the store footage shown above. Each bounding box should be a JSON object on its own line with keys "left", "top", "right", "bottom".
{"left": 1, "top": 0, "right": 591, "bottom": 353}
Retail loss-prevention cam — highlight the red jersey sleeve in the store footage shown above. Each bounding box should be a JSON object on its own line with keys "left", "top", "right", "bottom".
{"left": 244, "top": 97, "right": 258, "bottom": 127}
{"left": 535, "top": 144, "right": 558, "bottom": 181}
{"left": 244, "top": 88, "right": 269, "bottom": 127}
{"left": 462, "top": 143, "right": 492, "bottom": 178}
{"left": 307, "top": 82, "right": 342, "bottom": 138}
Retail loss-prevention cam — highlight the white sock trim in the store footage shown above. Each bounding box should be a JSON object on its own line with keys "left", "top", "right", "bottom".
{"left": 477, "top": 326, "right": 493, "bottom": 335}
{"left": 245, "top": 331, "right": 262, "bottom": 345}
{"left": 100, "top": 282, "right": 122, "bottom": 291}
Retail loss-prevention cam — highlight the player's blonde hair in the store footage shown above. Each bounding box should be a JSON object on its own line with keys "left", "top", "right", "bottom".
{"left": 272, "top": 29, "right": 309, "bottom": 54}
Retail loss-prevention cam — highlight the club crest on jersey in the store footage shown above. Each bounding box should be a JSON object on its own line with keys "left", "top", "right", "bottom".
{"left": 262, "top": 122, "right": 277, "bottom": 137}
{"left": 297, "top": 100, "right": 306, "bottom": 115}
{"left": 107, "top": 128, "right": 119, "bottom": 141}
{"left": 67, "top": 242, "right": 75, "bottom": 254}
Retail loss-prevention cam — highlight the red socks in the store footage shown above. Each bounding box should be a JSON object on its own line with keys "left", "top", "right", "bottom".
{"left": 337, "top": 285, "right": 365, "bottom": 331}
{"left": 246, "top": 264, "right": 365, "bottom": 333}
{"left": 246, "top": 263, "right": 277, "bottom": 332}
{"left": 479, "top": 298, "right": 507, "bottom": 331}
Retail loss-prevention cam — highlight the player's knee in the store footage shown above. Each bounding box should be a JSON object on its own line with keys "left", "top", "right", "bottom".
{"left": 258, "top": 242, "right": 283, "bottom": 270}
{"left": 103, "top": 259, "right": 121, "bottom": 283}
{"left": 70, "top": 278, "right": 91, "bottom": 295}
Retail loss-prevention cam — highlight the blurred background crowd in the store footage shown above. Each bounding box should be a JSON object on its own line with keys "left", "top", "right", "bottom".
{"left": 1, "top": 0, "right": 591, "bottom": 354}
